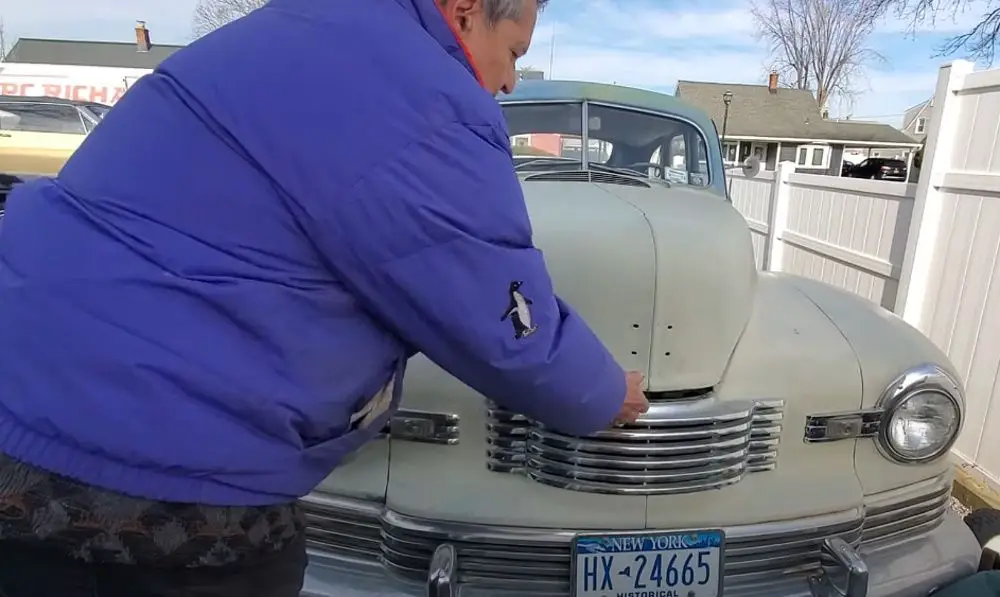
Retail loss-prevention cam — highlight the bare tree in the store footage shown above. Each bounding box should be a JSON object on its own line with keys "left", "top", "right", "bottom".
{"left": 750, "top": 0, "right": 886, "bottom": 110}
{"left": 192, "top": 0, "right": 267, "bottom": 38}
{"left": 873, "top": 0, "right": 1000, "bottom": 62}
{"left": 0, "top": 17, "right": 9, "bottom": 62}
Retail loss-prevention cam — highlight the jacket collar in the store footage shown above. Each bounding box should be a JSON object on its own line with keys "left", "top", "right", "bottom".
{"left": 265, "top": 0, "right": 484, "bottom": 87}
{"left": 390, "top": 0, "right": 485, "bottom": 86}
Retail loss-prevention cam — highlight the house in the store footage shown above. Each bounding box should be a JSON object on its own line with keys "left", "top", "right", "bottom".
{"left": 518, "top": 69, "right": 545, "bottom": 81}
{"left": 4, "top": 22, "right": 183, "bottom": 69}
{"left": 0, "top": 22, "right": 183, "bottom": 105}
{"left": 675, "top": 74, "right": 921, "bottom": 176}
{"left": 901, "top": 98, "right": 932, "bottom": 142}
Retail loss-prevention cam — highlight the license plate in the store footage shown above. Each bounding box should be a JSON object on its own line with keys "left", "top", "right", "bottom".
{"left": 571, "top": 530, "right": 724, "bottom": 597}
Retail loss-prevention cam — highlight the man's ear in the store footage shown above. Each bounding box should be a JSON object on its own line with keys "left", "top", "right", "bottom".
{"left": 441, "top": 0, "right": 481, "bottom": 33}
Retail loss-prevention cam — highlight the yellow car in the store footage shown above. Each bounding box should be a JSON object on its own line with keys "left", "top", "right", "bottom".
{"left": 0, "top": 95, "right": 109, "bottom": 205}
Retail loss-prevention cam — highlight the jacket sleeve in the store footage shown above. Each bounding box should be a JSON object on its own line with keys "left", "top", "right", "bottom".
{"left": 312, "top": 120, "right": 626, "bottom": 436}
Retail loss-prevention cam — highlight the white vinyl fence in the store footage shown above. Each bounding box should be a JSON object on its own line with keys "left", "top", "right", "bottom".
{"left": 730, "top": 169, "right": 915, "bottom": 311}
{"left": 728, "top": 59, "right": 1000, "bottom": 485}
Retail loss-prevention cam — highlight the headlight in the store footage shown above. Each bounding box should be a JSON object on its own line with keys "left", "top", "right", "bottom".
{"left": 876, "top": 364, "right": 963, "bottom": 464}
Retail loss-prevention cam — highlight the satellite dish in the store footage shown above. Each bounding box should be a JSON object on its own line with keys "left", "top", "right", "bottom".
{"left": 741, "top": 155, "right": 762, "bottom": 178}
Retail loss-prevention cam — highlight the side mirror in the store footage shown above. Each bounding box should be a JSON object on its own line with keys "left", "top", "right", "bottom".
{"left": 741, "top": 155, "right": 761, "bottom": 178}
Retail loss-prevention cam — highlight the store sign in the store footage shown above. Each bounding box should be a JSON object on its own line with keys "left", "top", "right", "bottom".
{"left": 0, "top": 81, "right": 129, "bottom": 104}
{"left": 0, "top": 67, "right": 148, "bottom": 105}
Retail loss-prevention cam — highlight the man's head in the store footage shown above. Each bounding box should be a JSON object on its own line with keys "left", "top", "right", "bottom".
{"left": 438, "top": 0, "right": 546, "bottom": 95}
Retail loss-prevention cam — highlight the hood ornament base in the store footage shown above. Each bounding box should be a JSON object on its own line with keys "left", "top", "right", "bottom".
{"left": 427, "top": 543, "right": 457, "bottom": 597}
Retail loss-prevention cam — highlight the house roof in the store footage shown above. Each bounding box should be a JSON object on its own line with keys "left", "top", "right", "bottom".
{"left": 5, "top": 38, "right": 183, "bottom": 69}
{"left": 675, "top": 80, "right": 918, "bottom": 146}
{"left": 904, "top": 98, "right": 933, "bottom": 113}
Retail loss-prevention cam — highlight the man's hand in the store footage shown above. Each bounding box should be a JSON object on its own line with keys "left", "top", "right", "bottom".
{"left": 613, "top": 370, "right": 649, "bottom": 426}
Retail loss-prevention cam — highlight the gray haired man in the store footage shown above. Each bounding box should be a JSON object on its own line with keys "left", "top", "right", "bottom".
{"left": 0, "top": 0, "right": 649, "bottom": 595}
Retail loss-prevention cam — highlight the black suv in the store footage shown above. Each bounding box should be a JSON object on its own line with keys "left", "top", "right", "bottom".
{"left": 844, "top": 157, "right": 908, "bottom": 181}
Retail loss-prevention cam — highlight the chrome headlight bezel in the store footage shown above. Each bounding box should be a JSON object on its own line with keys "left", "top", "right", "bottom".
{"left": 875, "top": 364, "right": 964, "bottom": 465}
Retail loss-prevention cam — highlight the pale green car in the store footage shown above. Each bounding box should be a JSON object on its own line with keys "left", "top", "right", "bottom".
{"left": 299, "top": 81, "right": 981, "bottom": 597}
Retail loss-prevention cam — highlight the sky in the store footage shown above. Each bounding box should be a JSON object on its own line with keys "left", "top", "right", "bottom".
{"left": 0, "top": 0, "right": 992, "bottom": 126}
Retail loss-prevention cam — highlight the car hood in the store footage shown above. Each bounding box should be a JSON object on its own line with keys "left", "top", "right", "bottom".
{"left": 522, "top": 179, "right": 757, "bottom": 391}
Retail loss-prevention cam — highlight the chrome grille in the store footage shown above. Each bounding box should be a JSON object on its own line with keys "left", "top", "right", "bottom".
{"left": 486, "top": 397, "right": 784, "bottom": 494}
{"left": 299, "top": 493, "right": 382, "bottom": 561}
{"left": 302, "top": 474, "right": 951, "bottom": 595}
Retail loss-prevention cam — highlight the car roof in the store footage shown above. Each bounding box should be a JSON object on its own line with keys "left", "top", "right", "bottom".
{"left": 502, "top": 80, "right": 716, "bottom": 129}
{"left": 0, "top": 95, "right": 109, "bottom": 109}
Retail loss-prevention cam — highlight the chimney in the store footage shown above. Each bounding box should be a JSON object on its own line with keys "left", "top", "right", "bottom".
{"left": 135, "top": 21, "right": 151, "bottom": 52}
{"left": 768, "top": 71, "right": 778, "bottom": 94}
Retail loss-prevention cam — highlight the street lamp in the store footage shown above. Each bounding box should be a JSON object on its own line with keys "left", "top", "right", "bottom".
{"left": 721, "top": 90, "right": 733, "bottom": 161}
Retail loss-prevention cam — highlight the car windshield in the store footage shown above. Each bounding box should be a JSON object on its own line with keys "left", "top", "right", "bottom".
{"left": 502, "top": 101, "right": 711, "bottom": 187}
{"left": 86, "top": 104, "right": 111, "bottom": 119}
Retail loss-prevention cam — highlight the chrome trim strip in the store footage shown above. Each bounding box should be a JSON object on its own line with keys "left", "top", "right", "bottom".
{"left": 382, "top": 409, "right": 460, "bottom": 445}
{"left": 804, "top": 411, "right": 880, "bottom": 443}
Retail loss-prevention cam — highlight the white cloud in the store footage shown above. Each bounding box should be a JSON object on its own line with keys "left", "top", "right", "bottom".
{"left": 523, "top": 2, "right": 769, "bottom": 89}
{"left": 521, "top": 0, "right": 955, "bottom": 126}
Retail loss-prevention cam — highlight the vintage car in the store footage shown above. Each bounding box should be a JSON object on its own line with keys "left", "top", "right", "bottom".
{"left": 299, "top": 80, "right": 981, "bottom": 597}
{"left": 0, "top": 95, "right": 107, "bottom": 207}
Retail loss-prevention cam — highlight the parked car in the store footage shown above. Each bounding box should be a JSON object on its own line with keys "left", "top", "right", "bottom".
{"left": 0, "top": 95, "right": 108, "bottom": 206}
{"left": 844, "top": 157, "right": 908, "bottom": 181}
{"left": 300, "top": 81, "right": 981, "bottom": 597}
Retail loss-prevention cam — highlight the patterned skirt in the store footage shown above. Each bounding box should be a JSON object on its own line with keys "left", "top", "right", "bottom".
{"left": 0, "top": 453, "right": 303, "bottom": 568}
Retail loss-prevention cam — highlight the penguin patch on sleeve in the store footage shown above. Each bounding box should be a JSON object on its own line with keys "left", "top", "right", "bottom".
{"left": 501, "top": 280, "right": 538, "bottom": 340}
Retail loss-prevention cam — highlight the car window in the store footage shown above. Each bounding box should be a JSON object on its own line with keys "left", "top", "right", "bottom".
{"left": 857, "top": 159, "right": 870, "bottom": 169}
{"left": 86, "top": 104, "right": 111, "bottom": 119}
{"left": 0, "top": 103, "right": 87, "bottom": 134}
{"left": 503, "top": 101, "right": 712, "bottom": 188}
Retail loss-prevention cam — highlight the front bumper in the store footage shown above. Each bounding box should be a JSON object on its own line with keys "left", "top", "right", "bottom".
{"left": 301, "top": 511, "right": 979, "bottom": 597}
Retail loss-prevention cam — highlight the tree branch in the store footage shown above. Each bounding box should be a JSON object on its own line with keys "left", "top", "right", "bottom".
{"left": 0, "top": 17, "right": 9, "bottom": 62}
{"left": 873, "top": 0, "right": 1000, "bottom": 63}
{"left": 750, "top": 0, "right": 883, "bottom": 109}
{"left": 192, "top": 0, "right": 268, "bottom": 38}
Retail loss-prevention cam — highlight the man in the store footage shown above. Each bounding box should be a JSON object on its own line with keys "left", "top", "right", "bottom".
{"left": 0, "top": 0, "right": 647, "bottom": 594}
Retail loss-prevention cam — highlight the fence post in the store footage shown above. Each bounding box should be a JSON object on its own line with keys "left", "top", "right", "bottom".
{"left": 764, "top": 161, "right": 794, "bottom": 271}
{"left": 895, "top": 60, "right": 974, "bottom": 326}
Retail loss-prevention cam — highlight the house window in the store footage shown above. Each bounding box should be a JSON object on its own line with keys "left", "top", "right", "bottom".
{"left": 750, "top": 143, "right": 767, "bottom": 168}
{"left": 796, "top": 144, "right": 831, "bottom": 169}
{"left": 722, "top": 142, "right": 738, "bottom": 164}
{"left": 915, "top": 117, "right": 926, "bottom": 134}
{"left": 0, "top": 102, "right": 87, "bottom": 134}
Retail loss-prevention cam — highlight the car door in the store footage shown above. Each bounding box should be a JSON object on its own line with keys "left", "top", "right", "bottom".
{"left": 0, "top": 101, "right": 89, "bottom": 177}
{"left": 852, "top": 158, "right": 871, "bottom": 178}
